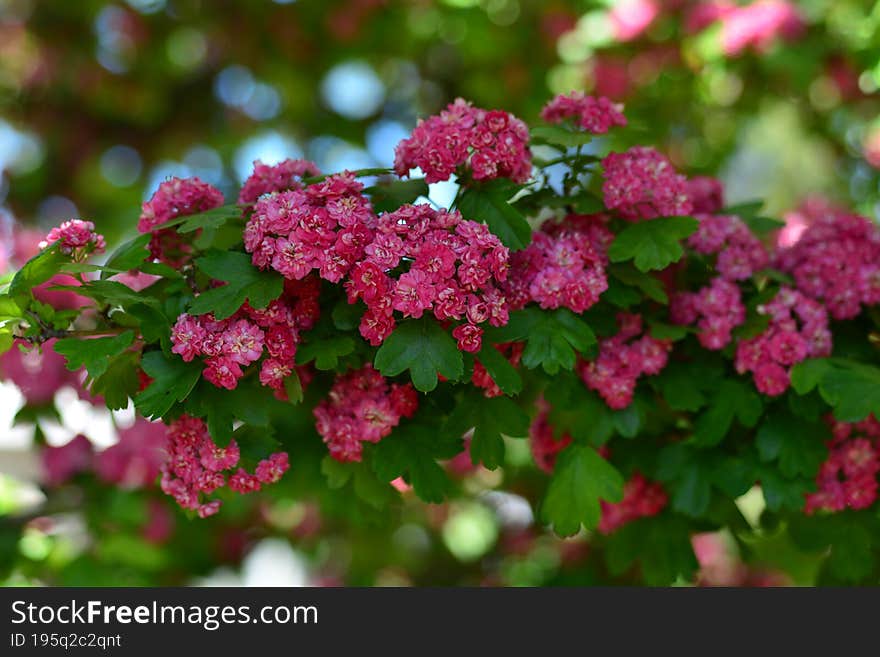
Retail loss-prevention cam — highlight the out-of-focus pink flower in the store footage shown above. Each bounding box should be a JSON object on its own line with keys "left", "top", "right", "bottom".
{"left": 592, "top": 56, "right": 631, "bottom": 100}
{"left": 95, "top": 418, "right": 167, "bottom": 489}
{"left": 864, "top": 125, "right": 880, "bottom": 169}
{"left": 142, "top": 499, "right": 175, "bottom": 544}
{"left": 42, "top": 434, "right": 93, "bottom": 487}
{"left": 720, "top": 0, "right": 805, "bottom": 57}
{"left": 33, "top": 274, "right": 91, "bottom": 310}
{"left": 0, "top": 339, "right": 77, "bottom": 405}
{"left": 692, "top": 531, "right": 747, "bottom": 586}
{"left": 110, "top": 271, "right": 161, "bottom": 292}
{"left": 608, "top": 0, "right": 660, "bottom": 42}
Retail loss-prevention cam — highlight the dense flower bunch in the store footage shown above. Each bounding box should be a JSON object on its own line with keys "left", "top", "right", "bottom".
{"left": 393, "top": 98, "right": 532, "bottom": 184}
{"left": 38, "top": 219, "right": 105, "bottom": 258}
{"left": 688, "top": 214, "right": 768, "bottom": 281}
{"left": 539, "top": 93, "right": 626, "bottom": 134}
{"left": 734, "top": 287, "right": 831, "bottom": 396}
{"left": 171, "top": 277, "right": 320, "bottom": 393}
{"left": 160, "top": 415, "right": 289, "bottom": 517}
{"left": 805, "top": 416, "right": 880, "bottom": 514}
{"left": 504, "top": 215, "right": 612, "bottom": 313}
{"left": 237, "top": 158, "right": 321, "bottom": 206}
{"left": 579, "top": 313, "right": 671, "bottom": 409}
{"left": 598, "top": 472, "right": 667, "bottom": 534}
{"left": 775, "top": 210, "right": 880, "bottom": 320}
{"left": 244, "top": 172, "right": 376, "bottom": 283}
{"left": 138, "top": 177, "right": 224, "bottom": 263}
{"left": 314, "top": 365, "right": 418, "bottom": 463}
{"left": 670, "top": 277, "right": 745, "bottom": 350}
{"left": 348, "top": 203, "right": 509, "bottom": 352}
{"left": 601, "top": 147, "right": 692, "bottom": 220}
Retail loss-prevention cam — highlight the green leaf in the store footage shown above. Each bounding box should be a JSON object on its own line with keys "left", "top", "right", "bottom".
{"left": 63, "top": 279, "right": 160, "bottom": 309}
{"left": 607, "top": 263, "right": 668, "bottom": 304}
{"left": 374, "top": 317, "right": 463, "bottom": 392}
{"left": 53, "top": 331, "right": 135, "bottom": 379}
{"left": 283, "top": 369, "right": 303, "bottom": 404}
{"left": 321, "top": 455, "right": 353, "bottom": 489}
{"left": 692, "top": 379, "right": 762, "bottom": 447}
{"left": 100, "top": 233, "right": 151, "bottom": 279}
{"left": 444, "top": 392, "right": 529, "bottom": 469}
{"left": 371, "top": 423, "right": 460, "bottom": 503}
{"left": 758, "top": 466, "right": 813, "bottom": 512}
{"left": 185, "top": 379, "right": 275, "bottom": 446}
{"left": 189, "top": 250, "right": 283, "bottom": 320}
{"left": 457, "top": 180, "right": 532, "bottom": 250}
{"left": 475, "top": 342, "right": 522, "bottom": 396}
{"left": 653, "top": 360, "right": 722, "bottom": 412}
{"left": 755, "top": 412, "right": 828, "bottom": 478}
{"left": 608, "top": 216, "right": 699, "bottom": 272}
{"left": 89, "top": 351, "right": 141, "bottom": 411}
{"left": 539, "top": 444, "right": 624, "bottom": 536}
{"left": 530, "top": 124, "right": 596, "bottom": 149}
{"left": 545, "top": 372, "right": 615, "bottom": 446}
{"left": 0, "top": 328, "right": 14, "bottom": 355}
{"left": 655, "top": 444, "right": 713, "bottom": 517}
{"left": 153, "top": 204, "right": 241, "bottom": 233}
{"left": 604, "top": 515, "right": 698, "bottom": 585}
{"left": 8, "top": 246, "right": 66, "bottom": 299}
{"left": 135, "top": 350, "right": 202, "bottom": 420}
{"left": 486, "top": 307, "right": 595, "bottom": 375}
{"left": 365, "top": 178, "right": 429, "bottom": 213}
{"left": 296, "top": 336, "right": 355, "bottom": 370}
{"left": 791, "top": 358, "right": 880, "bottom": 422}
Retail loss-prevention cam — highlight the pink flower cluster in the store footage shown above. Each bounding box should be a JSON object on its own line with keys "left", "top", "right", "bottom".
{"left": 472, "top": 342, "right": 523, "bottom": 398}
{"left": 95, "top": 418, "right": 167, "bottom": 489}
{"left": 237, "top": 158, "right": 321, "bottom": 206}
{"left": 41, "top": 419, "right": 168, "bottom": 490}
{"left": 608, "top": 0, "right": 660, "bottom": 42}
{"left": 314, "top": 365, "right": 418, "bottom": 463}
{"left": 1, "top": 338, "right": 78, "bottom": 405}
{"left": 393, "top": 98, "right": 532, "bottom": 184}
{"left": 704, "top": 0, "right": 805, "bottom": 57}
{"left": 504, "top": 214, "right": 612, "bottom": 313}
{"left": 347, "top": 204, "right": 510, "bottom": 353}
{"left": 601, "top": 147, "right": 692, "bottom": 221}
{"left": 161, "top": 415, "right": 289, "bottom": 517}
{"left": 39, "top": 219, "right": 105, "bottom": 257}
{"left": 775, "top": 211, "right": 880, "bottom": 320}
{"left": 686, "top": 176, "right": 725, "bottom": 214}
{"left": 688, "top": 213, "right": 768, "bottom": 281}
{"left": 670, "top": 277, "right": 745, "bottom": 350}
{"left": 805, "top": 416, "right": 880, "bottom": 514}
{"left": 734, "top": 287, "right": 831, "bottom": 396}
{"left": 244, "top": 172, "right": 376, "bottom": 284}
{"left": 579, "top": 313, "right": 671, "bottom": 409}
{"left": 528, "top": 398, "right": 572, "bottom": 474}
{"left": 171, "top": 277, "right": 320, "bottom": 394}
{"left": 138, "top": 177, "right": 225, "bottom": 263}
{"left": 598, "top": 472, "right": 667, "bottom": 534}
{"left": 540, "top": 92, "right": 627, "bottom": 134}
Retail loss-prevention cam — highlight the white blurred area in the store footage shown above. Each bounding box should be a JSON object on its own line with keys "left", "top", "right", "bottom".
{"left": 193, "top": 538, "right": 312, "bottom": 587}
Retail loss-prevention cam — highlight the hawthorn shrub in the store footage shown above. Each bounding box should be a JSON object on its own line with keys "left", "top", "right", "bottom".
{"left": 3, "top": 93, "right": 880, "bottom": 585}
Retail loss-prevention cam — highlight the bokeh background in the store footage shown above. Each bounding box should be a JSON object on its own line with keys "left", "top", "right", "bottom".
{"left": 1, "top": 0, "right": 879, "bottom": 586}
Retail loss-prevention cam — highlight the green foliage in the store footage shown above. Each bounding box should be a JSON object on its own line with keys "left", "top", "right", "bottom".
{"left": 486, "top": 307, "right": 595, "bottom": 375}
{"left": 791, "top": 358, "right": 880, "bottom": 422}
{"left": 691, "top": 379, "right": 763, "bottom": 447}
{"left": 374, "top": 317, "right": 464, "bottom": 392}
{"left": 540, "top": 444, "right": 624, "bottom": 536}
{"left": 53, "top": 331, "right": 135, "bottom": 379}
{"left": 608, "top": 216, "right": 699, "bottom": 272}
{"left": 371, "top": 422, "right": 461, "bottom": 503}
{"left": 135, "top": 350, "right": 202, "bottom": 420}
{"left": 90, "top": 351, "right": 141, "bottom": 411}
{"left": 755, "top": 411, "right": 828, "bottom": 479}
{"left": 443, "top": 392, "right": 529, "bottom": 469}
{"left": 456, "top": 179, "right": 532, "bottom": 250}
{"left": 189, "top": 250, "right": 283, "bottom": 320}
{"left": 604, "top": 515, "right": 699, "bottom": 585}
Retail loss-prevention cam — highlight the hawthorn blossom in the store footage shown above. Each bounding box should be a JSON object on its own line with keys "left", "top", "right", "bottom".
{"left": 602, "top": 147, "right": 692, "bottom": 221}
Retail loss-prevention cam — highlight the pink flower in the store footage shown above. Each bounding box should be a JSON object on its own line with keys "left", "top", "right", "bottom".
{"left": 540, "top": 92, "right": 627, "bottom": 134}
{"left": 202, "top": 356, "right": 243, "bottom": 390}
{"left": 394, "top": 98, "right": 531, "bottom": 184}
{"left": 238, "top": 159, "right": 321, "bottom": 206}
{"left": 452, "top": 322, "right": 483, "bottom": 353}
{"left": 255, "top": 452, "right": 290, "bottom": 484}
{"left": 221, "top": 319, "right": 265, "bottom": 366}
{"left": 42, "top": 435, "right": 93, "bottom": 487}
{"left": 171, "top": 314, "right": 207, "bottom": 362}
{"left": 602, "top": 147, "right": 692, "bottom": 221}
{"left": 39, "top": 219, "right": 105, "bottom": 257}
{"left": 392, "top": 269, "right": 436, "bottom": 318}
{"left": 314, "top": 365, "right": 417, "bottom": 463}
